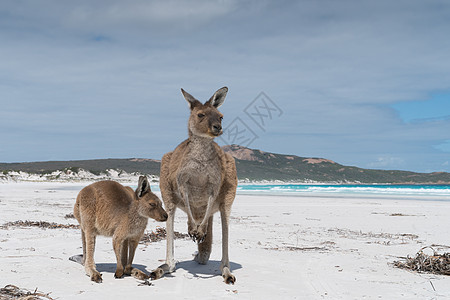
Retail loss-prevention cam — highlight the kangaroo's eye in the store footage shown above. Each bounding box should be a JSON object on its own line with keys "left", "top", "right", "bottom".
{"left": 150, "top": 203, "right": 156, "bottom": 208}
{"left": 220, "top": 116, "right": 223, "bottom": 120}
{"left": 197, "top": 113, "right": 205, "bottom": 118}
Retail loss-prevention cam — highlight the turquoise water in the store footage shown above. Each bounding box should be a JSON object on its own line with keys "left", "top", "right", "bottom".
{"left": 236, "top": 184, "right": 450, "bottom": 197}
{"left": 50, "top": 183, "right": 450, "bottom": 198}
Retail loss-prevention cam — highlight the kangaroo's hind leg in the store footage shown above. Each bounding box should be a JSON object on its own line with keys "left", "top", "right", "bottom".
{"left": 125, "top": 237, "right": 138, "bottom": 275}
{"left": 220, "top": 207, "right": 235, "bottom": 284}
{"left": 150, "top": 206, "right": 176, "bottom": 280}
{"left": 113, "top": 234, "right": 127, "bottom": 279}
{"left": 84, "top": 231, "right": 102, "bottom": 283}
{"left": 195, "top": 215, "right": 213, "bottom": 264}
{"left": 128, "top": 237, "right": 150, "bottom": 280}
{"left": 81, "top": 229, "right": 87, "bottom": 265}
{"left": 121, "top": 239, "right": 129, "bottom": 274}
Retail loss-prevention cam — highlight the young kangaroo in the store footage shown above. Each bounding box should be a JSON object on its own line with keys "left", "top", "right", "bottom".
{"left": 73, "top": 176, "right": 168, "bottom": 283}
{"left": 151, "top": 87, "right": 238, "bottom": 284}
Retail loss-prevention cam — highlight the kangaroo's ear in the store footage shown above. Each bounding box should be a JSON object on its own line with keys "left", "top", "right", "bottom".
{"left": 206, "top": 86, "right": 228, "bottom": 108}
{"left": 181, "top": 88, "right": 201, "bottom": 110}
{"left": 136, "top": 176, "right": 151, "bottom": 198}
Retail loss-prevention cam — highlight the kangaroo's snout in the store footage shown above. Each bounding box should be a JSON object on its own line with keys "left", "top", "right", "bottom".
{"left": 211, "top": 123, "right": 222, "bottom": 136}
{"left": 160, "top": 211, "right": 168, "bottom": 222}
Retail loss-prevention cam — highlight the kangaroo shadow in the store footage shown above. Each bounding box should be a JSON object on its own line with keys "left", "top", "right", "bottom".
{"left": 95, "top": 263, "right": 151, "bottom": 275}
{"left": 69, "top": 254, "right": 151, "bottom": 276}
{"left": 174, "top": 259, "right": 242, "bottom": 280}
{"left": 70, "top": 254, "right": 242, "bottom": 280}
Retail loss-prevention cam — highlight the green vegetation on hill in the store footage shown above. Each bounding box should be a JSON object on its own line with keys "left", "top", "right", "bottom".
{"left": 0, "top": 159, "right": 160, "bottom": 176}
{"left": 233, "top": 155, "right": 450, "bottom": 183}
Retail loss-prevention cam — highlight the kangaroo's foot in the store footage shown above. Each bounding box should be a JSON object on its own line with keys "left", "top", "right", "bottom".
{"left": 124, "top": 265, "right": 133, "bottom": 276}
{"left": 114, "top": 267, "right": 124, "bottom": 279}
{"left": 150, "top": 261, "right": 176, "bottom": 280}
{"left": 85, "top": 265, "right": 102, "bottom": 283}
{"left": 150, "top": 267, "right": 164, "bottom": 280}
{"left": 220, "top": 262, "right": 235, "bottom": 285}
{"left": 131, "top": 268, "right": 150, "bottom": 280}
{"left": 86, "top": 267, "right": 102, "bottom": 283}
{"left": 222, "top": 266, "right": 235, "bottom": 284}
{"left": 91, "top": 272, "right": 103, "bottom": 283}
{"left": 194, "top": 250, "right": 211, "bottom": 265}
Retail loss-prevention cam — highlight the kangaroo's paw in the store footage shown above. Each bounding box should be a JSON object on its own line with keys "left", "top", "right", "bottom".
{"left": 190, "top": 233, "right": 206, "bottom": 244}
{"left": 188, "top": 227, "right": 207, "bottom": 244}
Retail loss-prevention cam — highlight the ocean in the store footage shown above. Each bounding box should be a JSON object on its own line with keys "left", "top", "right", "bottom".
{"left": 236, "top": 184, "right": 450, "bottom": 198}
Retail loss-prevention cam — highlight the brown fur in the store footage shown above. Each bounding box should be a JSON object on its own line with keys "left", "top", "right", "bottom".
{"left": 73, "top": 176, "right": 167, "bottom": 283}
{"left": 151, "top": 87, "right": 238, "bottom": 284}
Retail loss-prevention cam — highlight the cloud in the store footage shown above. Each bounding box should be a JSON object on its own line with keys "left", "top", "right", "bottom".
{"left": 368, "top": 156, "right": 405, "bottom": 169}
{"left": 434, "top": 140, "right": 450, "bottom": 153}
{"left": 0, "top": 0, "right": 240, "bottom": 40}
{"left": 1, "top": 0, "right": 450, "bottom": 172}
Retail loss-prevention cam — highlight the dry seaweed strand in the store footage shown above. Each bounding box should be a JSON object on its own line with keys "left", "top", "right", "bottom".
{"left": 64, "top": 213, "right": 75, "bottom": 219}
{"left": 139, "top": 227, "right": 189, "bottom": 244}
{"left": 0, "top": 220, "right": 79, "bottom": 230}
{"left": 394, "top": 246, "right": 450, "bottom": 276}
{"left": 0, "top": 221, "right": 187, "bottom": 244}
{"left": 0, "top": 284, "right": 54, "bottom": 300}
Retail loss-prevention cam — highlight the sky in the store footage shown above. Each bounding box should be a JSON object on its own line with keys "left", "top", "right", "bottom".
{"left": 1, "top": 0, "right": 449, "bottom": 173}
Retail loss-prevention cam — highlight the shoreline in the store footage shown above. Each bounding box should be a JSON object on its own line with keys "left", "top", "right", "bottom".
{"left": 2, "top": 181, "right": 450, "bottom": 200}
{"left": 235, "top": 191, "right": 450, "bottom": 202}
{"left": 2, "top": 173, "right": 450, "bottom": 186}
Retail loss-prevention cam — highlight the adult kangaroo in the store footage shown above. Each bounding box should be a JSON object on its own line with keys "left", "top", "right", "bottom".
{"left": 151, "top": 87, "right": 238, "bottom": 284}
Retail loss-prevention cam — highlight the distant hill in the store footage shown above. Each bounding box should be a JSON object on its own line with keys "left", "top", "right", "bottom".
{"left": 1, "top": 145, "right": 449, "bottom": 184}
{"left": 223, "top": 145, "right": 450, "bottom": 184}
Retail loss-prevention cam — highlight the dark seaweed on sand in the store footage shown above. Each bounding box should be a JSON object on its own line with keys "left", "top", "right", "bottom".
{"left": 0, "top": 220, "right": 79, "bottom": 229}
{"left": 139, "top": 227, "right": 189, "bottom": 244}
{"left": 394, "top": 246, "right": 450, "bottom": 276}
{"left": 0, "top": 285, "right": 54, "bottom": 300}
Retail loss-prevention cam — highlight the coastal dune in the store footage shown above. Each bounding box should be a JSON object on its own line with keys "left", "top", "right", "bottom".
{"left": 1, "top": 182, "right": 450, "bottom": 299}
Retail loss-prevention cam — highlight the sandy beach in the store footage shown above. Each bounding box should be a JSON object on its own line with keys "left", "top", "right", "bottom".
{"left": 1, "top": 182, "right": 450, "bottom": 299}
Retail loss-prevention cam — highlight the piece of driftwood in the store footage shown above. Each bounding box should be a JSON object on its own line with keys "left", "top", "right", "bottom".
{"left": 0, "top": 284, "right": 54, "bottom": 300}
{"left": 394, "top": 246, "right": 450, "bottom": 275}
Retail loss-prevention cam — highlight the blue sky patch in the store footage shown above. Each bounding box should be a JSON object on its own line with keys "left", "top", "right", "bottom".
{"left": 392, "top": 93, "right": 450, "bottom": 123}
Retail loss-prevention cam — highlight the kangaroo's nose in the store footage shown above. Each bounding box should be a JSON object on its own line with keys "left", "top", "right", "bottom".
{"left": 212, "top": 124, "right": 222, "bottom": 132}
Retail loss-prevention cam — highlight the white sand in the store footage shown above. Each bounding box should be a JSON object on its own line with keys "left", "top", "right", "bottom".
{"left": 1, "top": 182, "right": 450, "bottom": 299}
